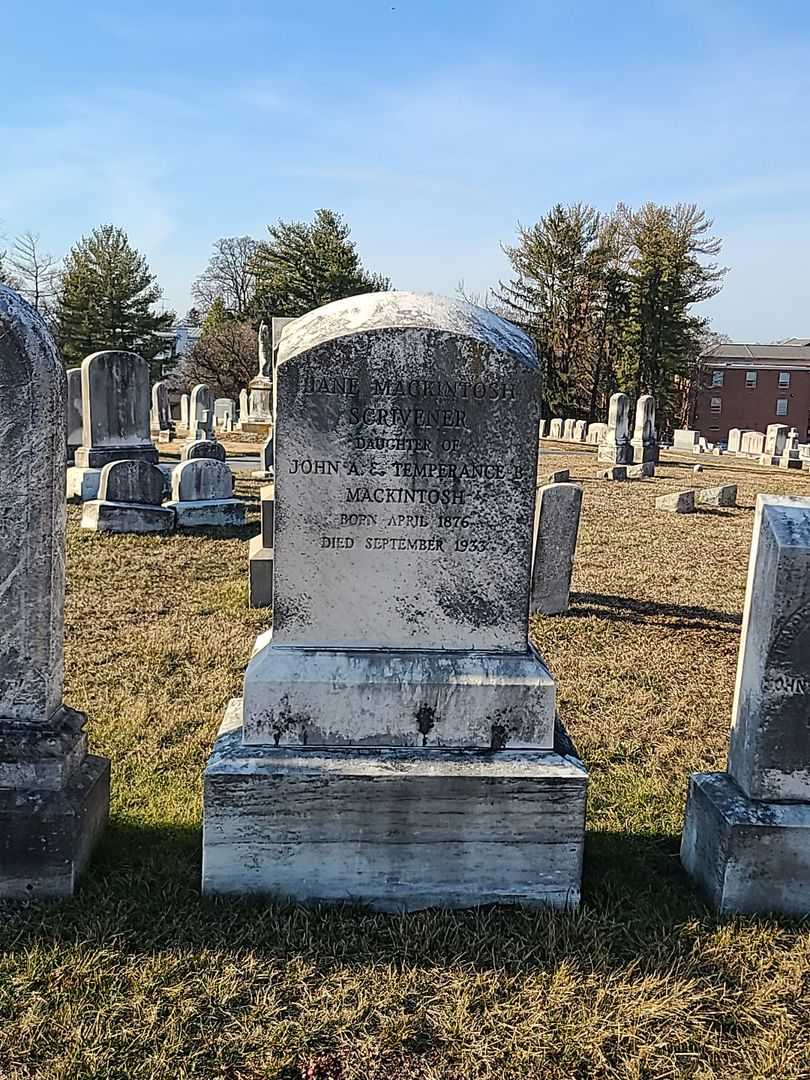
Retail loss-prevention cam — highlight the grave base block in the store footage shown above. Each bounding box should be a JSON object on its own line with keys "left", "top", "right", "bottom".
{"left": 248, "top": 535, "right": 273, "bottom": 608}
{"left": 66, "top": 466, "right": 102, "bottom": 502}
{"left": 202, "top": 699, "right": 587, "bottom": 910}
{"left": 165, "top": 499, "right": 246, "bottom": 528}
{"left": 681, "top": 771, "right": 810, "bottom": 916}
{"left": 80, "top": 501, "right": 176, "bottom": 534}
{"left": 0, "top": 755, "right": 110, "bottom": 899}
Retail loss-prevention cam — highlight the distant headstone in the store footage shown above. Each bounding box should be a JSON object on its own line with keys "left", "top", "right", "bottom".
{"left": 548, "top": 418, "right": 563, "bottom": 439}
{"left": 166, "top": 459, "right": 245, "bottom": 528}
{"left": 761, "top": 423, "right": 789, "bottom": 465}
{"left": 562, "top": 418, "right": 575, "bottom": 440}
{"left": 247, "top": 322, "right": 273, "bottom": 423}
{"left": 673, "top": 429, "right": 700, "bottom": 451}
{"left": 181, "top": 439, "right": 226, "bottom": 462}
{"left": 203, "top": 292, "right": 587, "bottom": 910}
{"left": 0, "top": 285, "right": 109, "bottom": 897}
{"left": 597, "top": 394, "right": 632, "bottom": 464}
{"left": 189, "top": 384, "right": 215, "bottom": 439}
{"left": 599, "top": 465, "right": 627, "bottom": 480}
{"left": 252, "top": 433, "right": 274, "bottom": 479}
{"left": 214, "top": 398, "right": 235, "bottom": 427}
{"left": 538, "top": 419, "right": 547, "bottom": 439}
{"left": 66, "top": 366, "right": 83, "bottom": 461}
{"left": 586, "top": 423, "right": 607, "bottom": 445}
{"left": 631, "top": 395, "right": 658, "bottom": 464}
{"left": 530, "top": 482, "right": 582, "bottom": 615}
{"left": 627, "top": 461, "right": 655, "bottom": 479}
{"left": 692, "top": 464, "right": 704, "bottom": 473}
{"left": 151, "top": 380, "right": 173, "bottom": 433}
{"left": 740, "top": 431, "right": 765, "bottom": 457}
{"left": 780, "top": 428, "right": 802, "bottom": 469}
{"left": 98, "top": 459, "right": 164, "bottom": 505}
{"left": 239, "top": 387, "right": 249, "bottom": 418}
{"left": 727, "top": 428, "right": 751, "bottom": 454}
{"left": 698, "top": 484, "right": 737, "bottom": 507}
{"left": 656, "top": 490, "right": 695, "bottom": 513}
{"left": 548, "top": 469, "right": 570, "bottom": 483}
{"left": 682, "top": 495, "right": 810, "bottom": 914}
{"left": 74, "top": 351, "right": 157, "bottom": 468}
{"left": 572, "top": 420, "right": 587, "bottom": 441}
{"left": 180, "top": 393, "right": 190, "bottom": 429}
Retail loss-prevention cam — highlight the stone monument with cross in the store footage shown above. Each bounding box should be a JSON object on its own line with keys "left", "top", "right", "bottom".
{"left": 202, "top": 291, "right": 588, "bottom": 909}
{"left": 0, "top": 286, "right": 110, "bottom": 897}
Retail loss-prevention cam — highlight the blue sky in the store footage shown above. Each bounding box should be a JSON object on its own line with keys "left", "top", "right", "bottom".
{"left": 3, "top": 1, "right": 809, "bottom": 341}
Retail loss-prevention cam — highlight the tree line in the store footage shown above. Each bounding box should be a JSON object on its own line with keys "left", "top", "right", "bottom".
{"left": 1, "top": 200, "right": 725, "bottom": 427}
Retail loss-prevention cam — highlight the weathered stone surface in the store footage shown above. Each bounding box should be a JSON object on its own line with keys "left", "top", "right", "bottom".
{"left": 181, "top": 439, "right": 226, "bottom": 462}
{"left": 572, "top": 420, "right": 587, "bottom": 442}
{"left": 271, "top": 316, "right": 296, "bottom": 360}
{"left": 151, "top": 380, "right": 172, "bottom": 432}
{"left": 172, "top": 459, "right": 233, "bottom": 502}
{"left": 562, "top": 418, "right": 575, "bottom": 440}
{"left": 0, "top": 285, "right": 109, "bottom": 897}
{"left": 252, "top": 433, "right": 274, "bottom": 479}
{"left": 727, "top": 428, "right": 751, "bottom": 454}
{"left": 681, "top": 771, "right": 810, "bottom": 916}
{"left": 698, "top": 484, "right": 737, "bottom": 507}
{"left": 727, "top": 495, "right": 810, "bottom": 801}
{"left": 548, "top": 418, "right": 563, "bottom": 439}
{"left": 214, "top": 398, "right": 234, "bottom": 427}
{"left": 597, "top": 393, "right": 633, "bottom": 464}
{"left": 740, "top": 431, "right": 765, "bottom": 456}
{"left": 764, "top": 423, "right": 789, "bottom": 459}
{"left": 189, "top": 384, "right": 214, "bottom": 438}
{"left": 203, "top": 702, "right": 587, "bottom": 909}
{"left": 81, "top": 500, "right": 175, "bottom": 534}
{"left": 66, "top": 367, "right": 82, "bottom": 459}
{"left": 180, "top": 393, "right": 189, "bottom": 429}
{"left": 627, "top": 462, "right": 655, "bottom": 479}
{"left": 248, "top": 535, "right": 274, "bottom": 608}
{"left": 538, "top": 419, "right": 547, "bottom": 439}
{"left": 586, "top": 422, "right": 607, "bottom": 445}
{"left": 631, "top": 394, "right": 658, "bottom": 463}
{"left": 74, "top": 351, "right": 157, "bottom": 468}
{"left": 272, "top": 292, "right": 541, "bottom": 651}
{"left": 239, "top": 388, "right": 249, "bottom": 418}
{"left": 673, "top": 429, "right": 700, "bottom": 451}
{"left": 547, "top": 469, "right": 570, "bottom": 483}
{"left": 259, "top": 483, "right": 274, "bottom": 546}
{"left": 248, "top": 323, "right": 274, "bottom": 422}
{"left": 531, "top": 483, "right": 582, "bottom": 615}
{"left": 98, "top": 459, "right": 165, "bottom": 506}
{"left": 599, "top": 466, "right": 627, "bottom": 480}
{"left": 656, "top": 490, "right": 695, "bottom": 513}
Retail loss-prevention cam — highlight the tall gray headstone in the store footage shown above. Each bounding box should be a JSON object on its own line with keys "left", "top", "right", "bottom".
{"left": 597, "top": 393, "right": 633, "bottom": 464}
{"left": 66, "top": 366, "right": 83, "bottom": 461}
{"left": 239, "top": 388, "right": 249, "bottom": 419}
{"left": 180, "top": 393, "right": 190, "bottom": 429}
{"left": 203, "top": 292, "right": 587, "bottom": 910}
{"left": 549, "top": 418, "right": 563, "bottom": 439}
{"left": 0, "top": 286, "right": 109, "bottom": 897}
{"left": 189, "top": 384, "right": 214, "bottom": 439}
{"left": 248, "top": 323, "right": 273, "bottom": 422}
{"left": 682, "top": 494, "right": 810, "bottom": 914}
{"left": 630, "top": 394, "right": 658, "bottom": 464}
{"left": 151, "top": 380, "right": 172, "bottom": 432}
{"left": 74, "top": 351, "right": 157, "bottom": 467}
{"left": 531, "top": 483, "right": 583, "bottom": 615}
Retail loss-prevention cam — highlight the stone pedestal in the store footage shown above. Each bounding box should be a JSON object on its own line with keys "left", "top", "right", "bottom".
{"left": 597, "top": 393, "right": 633, "bottom": 464}
{"left": 203, "top": 701, "right": 587, "bottom": 910}
{"left": 165, "top": 459, "right": 245, "bottom": 528}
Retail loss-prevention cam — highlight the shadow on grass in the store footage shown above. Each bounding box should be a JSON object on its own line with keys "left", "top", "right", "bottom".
{"left": 0, "top": 814, "right": 737, "bottom": 973}
{"left": 567, "top": 591, "right": 742, "bottom": 631}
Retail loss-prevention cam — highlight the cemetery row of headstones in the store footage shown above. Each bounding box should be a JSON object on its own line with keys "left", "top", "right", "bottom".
{"left": 674, "top": 424, "right": 808, "bottom": 468}
{"left": 540, "top": 394, "right": 659, "bottom": 469}
{"left": 3, "top": 284, "right": 809, "bottom": 918}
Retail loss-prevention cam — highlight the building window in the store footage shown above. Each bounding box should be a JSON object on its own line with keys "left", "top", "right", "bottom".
{"left": 746, "top": 370, "right": 758, "bottom": 388}
{"left": 710, "top": 397, "right": 722, "bottom": 414}
{"left": 776, "top": 398, "right": 789, "bottom": 417}
{"left": 711, "top": 370, "right": 724, "bottom": 387}
{"left": 779, "top": 371, "right": 791, "bottom": 387}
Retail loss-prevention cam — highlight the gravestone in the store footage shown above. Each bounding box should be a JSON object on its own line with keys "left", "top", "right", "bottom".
{"left": 630, "top": 395, "right": 658, "bottom": 464}
{"left": 166, "top": 459, "right": 244, "bottom": 527}
{"left": 246, "top": 322, "right": 273, "bottom": 429}
{"left": 151, "top": 380, "right": 173, "bottom": 434}
{"left": 548, "top": 418, "right": 563, "bottom": 439}
{"left": 656, "top": 490, "right": 695, "bottom": 513}
{"left": 180, "top": 393, "right": 190, "bottom": 429}
{"left": 599, "top": 465, "right": 627, "bottom": 480}
{"left": 760, "top": 423, "right": 788, "bottom": 466}
{"left": 252, "top": 434, "right": 274, "bottom": 479}
{"left": 698, "top": 484, "right": 736, "bottom": 507}
{"left": 727, "top": 428, "right": 751, "bottom": 454}
{"left": 66, "top": 366, "right": 83, "bottom": 463}
{"left": 73, "top": 351, "right": 157, "bottom": 468}
{"left": 586, "top": 422, "right": 607, "bottom": 445}
{"left": 239, "top": 388, "right": 249, "bottom": 419}
{"left": 538, "top": 419, "right": 547, "bottom": 439}
{"left": 597, "top": 393, "right": 633, "bottom": 464}
{"left": 562, "top": 418, "right": 575, "bottom": 440}
{"left": 189, "top": 384, "right": 215, "bottom": 439}
{"left": 203, "top": 291, "right": 588, "bottom": 909}
{"left": 0, "top": 286, "right": 110, "bottom": 897}
{"left": 81, "top": 459, "right": 175, "bottom": 534}
{"left": 627, "top": 461, "right": 655, "bottom": 479}
{"left": 780, "top": 428, "right": 801, "bottom": 469}
{"left": 547, "top": 469, "right": 569, "bottom": 483}
{"left": 530, "top": 483, "right": 582, "bottom": 615}
{"left": 673, "top": 429, "right": 700, "bottom": 451}
{"left": 181, "top": 439, "right": 226, "bottom": 462}
{"left": 682, "top": 495, "right": 810, "bottom": 914}
{"left": 214, "top": 398, "right": 235, "bottom": 428}
{"left": 740, "top": 430, "right": 765, "bottom": 457}
{"left": 249, "top": 483, "right": 275, "bottom": 608}
{"left": 572, "top": 420, "right": 587, "bottom": 442}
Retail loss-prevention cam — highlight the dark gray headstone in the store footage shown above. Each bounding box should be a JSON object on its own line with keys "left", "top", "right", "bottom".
{"left": 172, "top": 459, "right": 233, "bottom": 502}
{"left": 182, "top": 439, "right": 226, "bottom": 462}
{"left": 75, "top": 351, "right": 157, "bottom": 467}
{"left": 98, "top": 459, "right": 165, "bottom": 506}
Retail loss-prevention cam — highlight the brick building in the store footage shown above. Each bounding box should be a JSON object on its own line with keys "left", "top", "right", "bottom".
{"left": 693, "top": 340, "right": 810, "bottom": 443}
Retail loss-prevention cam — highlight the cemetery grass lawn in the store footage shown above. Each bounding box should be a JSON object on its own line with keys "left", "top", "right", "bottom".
{"left": 2, "top": 455, "right": 810, "bottom": 1080}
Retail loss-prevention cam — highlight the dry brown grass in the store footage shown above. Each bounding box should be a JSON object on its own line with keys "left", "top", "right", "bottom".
{"left": 1, "top": 452, "right": 810, "bottom": 1080}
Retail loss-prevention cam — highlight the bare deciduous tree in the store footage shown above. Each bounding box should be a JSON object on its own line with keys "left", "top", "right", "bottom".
{"left": 9, "top": 231, "right": 59, "bottom": 313}
{"left": 173, "top": 319, "right": 258, "bottom": 399}
{"left": 191, "top": 237, "right": 259, "bottom": 319}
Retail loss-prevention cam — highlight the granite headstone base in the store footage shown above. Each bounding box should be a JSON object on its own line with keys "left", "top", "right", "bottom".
{"left": 241, "top": 640, "right": 556, "bottom": 748}
{"left": 202, "top": 699, "right": 587, "bottom": 910}
{"left": 66, "top": 466, "right": 102, "bottom": 502}
{"left": 681, "top": 771, "right": 810, "bottom": 916}
{"left": 166, "top": 499, "right": 246, "bottom": 528}
{"left": 239, "top": 421, "right": 272, "bottom": 436}
{"left": 80, "top": 501, "right": 175, "bottom": 534}
{"left": 74, "top": 444, "right": 158, "bottom": 468}
{"left": 248, "top": 536, "right": 274, "bottom": 607}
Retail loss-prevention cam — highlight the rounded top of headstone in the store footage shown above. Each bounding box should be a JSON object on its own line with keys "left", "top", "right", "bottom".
{"left": 182, "top": 439, "right": 226, "bottom": 462}
{"left": 172, "top": 458, "right": 233, "bottom": 502}
{"left": 0, "top": 285, "right": 62, "bottom": 389}
{"left": 99, "top": 459, "right": 165, "bottom": 505}
{"left": 190, "top": 383, "right": 212, "bottom": 402}
{"left": 81, "top": 349, "right": 145, "bottom": 373}
{"left": 277, "top": 291, "right": 538, "bottom": 370}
